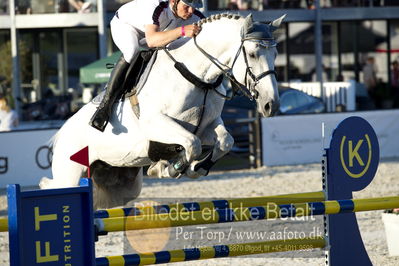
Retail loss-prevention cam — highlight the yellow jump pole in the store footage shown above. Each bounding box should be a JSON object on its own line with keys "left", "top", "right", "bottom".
{"left": 1, "top": 192, "right": 326, "bottom": 232}
{"left": 96, "top": 236, "right": 326, "bottom": 265}
{"left": 95, "top": 196, "right": 399, "bottom": 233}
{"left": 94, "top": 191, "right": 325, "bottom": 218}
{"left": 0, "top": 218, "right": 7, "bottom": 232}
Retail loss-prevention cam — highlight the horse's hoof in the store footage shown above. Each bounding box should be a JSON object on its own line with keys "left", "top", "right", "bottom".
{"left": 167, "top": 166, "right": 183, "bottom": 179}
{"left": 184, "top": 164, "right": 206, "bottom": 179}
{"left": 39, "top": 177, "right": 52, "bottom": 189}
{"left": 147, "top": 161, "right": 174, "bottom": 178}
{"left": 147, "top": 164, "right": 159, "bottom": 177}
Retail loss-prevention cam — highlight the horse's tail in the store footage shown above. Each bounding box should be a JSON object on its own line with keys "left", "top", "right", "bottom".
{"left": 90, "top": 160, "right": 143, "bottom": 209}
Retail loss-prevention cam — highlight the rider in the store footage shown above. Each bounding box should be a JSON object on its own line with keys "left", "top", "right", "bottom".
{"left": 90, "top": 0, "right": 205, "bottom": 132}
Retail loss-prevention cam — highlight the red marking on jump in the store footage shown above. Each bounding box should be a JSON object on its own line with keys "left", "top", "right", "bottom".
{"left": 70, "top": 146, "right": 90, "bottom": 177}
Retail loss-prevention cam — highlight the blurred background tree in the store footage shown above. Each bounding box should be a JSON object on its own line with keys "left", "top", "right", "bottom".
{"left": 0, "top": 40, "right": 32, "bottom": 108}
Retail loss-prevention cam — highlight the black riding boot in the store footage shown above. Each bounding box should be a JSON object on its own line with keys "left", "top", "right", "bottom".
{"left": 89, "top": 56, "right": 130, "bottom": 132}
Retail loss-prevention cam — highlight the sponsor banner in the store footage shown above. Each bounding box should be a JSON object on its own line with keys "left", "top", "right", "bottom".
{"left": 0, "top": 129, "right": 58, "bottom": 187}
{"left": 261, "top": 110, "right": 399, "bottom": 166}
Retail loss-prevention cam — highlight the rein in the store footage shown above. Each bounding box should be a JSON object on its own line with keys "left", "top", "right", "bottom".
{"left": 193, "top": 37, "right": 251, "bottom": 100}
{"left": 160, "top": 23, "right": 277, "bottom": 133}
{"left": 162, "top": 48, "right": 220, "bottom": 134}
{"left": 193, "top": 36, "right": 277, "bottom": 101}
{"left": 162, "top": 27, "right": 277, "bottom": 101}
{"left": 162, "top": 48, "right": 224, "bottom": 93}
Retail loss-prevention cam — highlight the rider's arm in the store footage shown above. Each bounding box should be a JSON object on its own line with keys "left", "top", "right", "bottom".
{"left": 145, "top": 24, "right": 181, "bottom": 48}
{"left": 145, "top": 24, "right": 200, "bottom": 48}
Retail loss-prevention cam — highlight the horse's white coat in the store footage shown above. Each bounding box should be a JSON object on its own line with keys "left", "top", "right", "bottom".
{"left": 40, "top": 14, "right": 284, "bottom": 208}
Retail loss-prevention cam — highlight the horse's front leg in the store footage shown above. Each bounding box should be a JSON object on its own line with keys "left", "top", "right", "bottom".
{"left": 186, "top": 117, "right": 234, "bottom": 178}
{"left": 139, "top": 113, "right": 202, "bottom": 177}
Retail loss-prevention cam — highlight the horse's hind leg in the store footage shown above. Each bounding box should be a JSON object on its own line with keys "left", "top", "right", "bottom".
{"left": 91, "top": 162, "right": 143, "bottom": 209}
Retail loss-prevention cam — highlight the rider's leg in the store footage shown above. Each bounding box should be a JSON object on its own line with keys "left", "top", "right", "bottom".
{"left": 89, "top": 56, "right": 130, "bottom": 131}
{"left": 89, "top": 15, "right": 141, "bottom": 131}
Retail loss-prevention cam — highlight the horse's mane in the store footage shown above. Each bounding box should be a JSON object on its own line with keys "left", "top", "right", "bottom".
{"left": 196, "top": 13, "right": 243, "bottom": 27}
{"left": 167, "top": 13, "right": 243, "bottom": 50}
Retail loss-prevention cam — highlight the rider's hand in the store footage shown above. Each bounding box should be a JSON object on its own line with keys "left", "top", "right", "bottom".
{"left": 183, "top": 24, "right": 201, "bottom": 38}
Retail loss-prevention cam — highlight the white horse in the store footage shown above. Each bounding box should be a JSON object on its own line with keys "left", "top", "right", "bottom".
{"left": 40, "top": 13, "right": 285, "bottom": 208}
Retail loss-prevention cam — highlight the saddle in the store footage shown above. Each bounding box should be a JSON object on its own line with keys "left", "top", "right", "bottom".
{"left": 92, "top": 49, "right": 157, "bottom": 115}
{"left": 124, "top": 49, "right": 157, "bottom": 97}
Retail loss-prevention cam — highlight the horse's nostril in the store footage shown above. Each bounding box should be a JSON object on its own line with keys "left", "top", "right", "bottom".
{"left": 265, "top": 102, "right": 272, "bottom": 115}
{"left": 264, "top": 101, "right": 279, "bottom": 117}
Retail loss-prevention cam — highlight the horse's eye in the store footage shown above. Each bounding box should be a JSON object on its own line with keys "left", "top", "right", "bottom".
{"left": 248, "top": 52, "right": 256, "bottom": 58}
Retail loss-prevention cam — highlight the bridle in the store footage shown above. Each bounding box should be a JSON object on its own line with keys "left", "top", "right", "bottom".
{"left": 162, "top": 21, "right": 277, "bottom": 101}
{"left": 193, "top": 33, "right": 277, "bottom": 101}
{"left": 161, "top": 19, "right": 278, "bottom": 135}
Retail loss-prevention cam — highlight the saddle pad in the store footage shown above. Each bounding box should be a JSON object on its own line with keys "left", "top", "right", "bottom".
{"left": 131, "top": 50, "right": 158, "bottom": 96}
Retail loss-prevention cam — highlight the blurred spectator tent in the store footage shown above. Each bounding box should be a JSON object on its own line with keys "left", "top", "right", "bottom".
{"left": 80, "top": 51, "right": 121, "bottom": 84}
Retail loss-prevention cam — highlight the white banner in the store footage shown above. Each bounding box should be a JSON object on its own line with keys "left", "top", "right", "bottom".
{"left": 0, "top": 129, "right": 58, "bottom": 187}
{"left": 261, "top": 110, "right": 399, "bottom": 166}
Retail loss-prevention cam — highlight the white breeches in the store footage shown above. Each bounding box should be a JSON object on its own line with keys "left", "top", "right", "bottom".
{"left": 110, "top": 16, "right": 146, "bottom": 63}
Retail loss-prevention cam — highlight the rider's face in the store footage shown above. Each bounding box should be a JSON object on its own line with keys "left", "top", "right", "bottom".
{"left": 175, "top": 1, "right": 194, "bottom": 20}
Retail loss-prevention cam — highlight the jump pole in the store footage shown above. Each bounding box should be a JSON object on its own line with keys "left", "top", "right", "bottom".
{"left": 96, "top": 237, "right": 326, "bottom": 265}
{"left": 93, "top": 191, "right": 326, "bottom": 218}
{"left": 94, "top": 196, "right": 399, "bottom": 233}
{"left": 0, "top": 191, "right": 326, "bottom": 232}
{"left": 0, "top": 217, "right": 7, "bottom": 232}
{"left": 4, "top": 116, "right": 386, "bottom": 266}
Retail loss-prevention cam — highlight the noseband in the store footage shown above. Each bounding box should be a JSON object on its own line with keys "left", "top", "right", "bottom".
{"left": 193, "top": 35, "right": 277, "bottom": 100}
{"left": 233, "top": 38, "right": 277, "bottom": 100}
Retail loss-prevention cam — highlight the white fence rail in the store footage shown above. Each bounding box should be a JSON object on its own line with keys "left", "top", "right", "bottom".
{"left": 280, "top": 81, "right": 356, "bottom": 112}
{"left": 261, "top": 110, "right": 399, "bottom": 166}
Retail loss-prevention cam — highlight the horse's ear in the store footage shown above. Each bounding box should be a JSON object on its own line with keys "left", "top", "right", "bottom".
{"left": 245, "top": 13, "right": 253, "bottom": 23}
{"left": 270, "top": 14, "right": 286, "bottom": 31}
{"left": 242, "top": 14, "right": 254, "bottom": 38}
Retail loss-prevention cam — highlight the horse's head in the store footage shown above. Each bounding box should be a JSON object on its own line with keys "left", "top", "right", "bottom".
{"left": 231, "top": 14, "right": 285, "bottom": 117}
{"left": 187, "top": 13, "right": 285, "bottom": 116}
